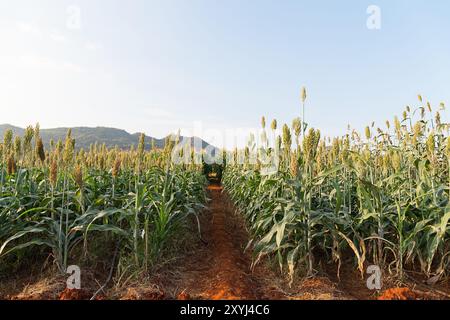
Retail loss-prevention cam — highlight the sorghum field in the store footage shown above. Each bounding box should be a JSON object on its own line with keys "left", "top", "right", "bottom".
{"left": 223, "top": 94, "right": 450, "bottom": 299}
{"left": 0, "top": 130, "right": 208, "bottom": 299}
{"left": 0, "top": 94, "right": 449, "bottom": 300}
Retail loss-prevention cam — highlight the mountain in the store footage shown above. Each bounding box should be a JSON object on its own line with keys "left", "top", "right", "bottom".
{"left": 0, "top": 124, "right": 217, "bottom": 151}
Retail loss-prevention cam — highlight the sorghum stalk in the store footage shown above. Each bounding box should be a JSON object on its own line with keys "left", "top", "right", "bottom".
{"left": 447, "top": 137, "right": 450, "bottom": 197}
{"left": 74, "top": 164, "right": 84, "bottom": 214}
{"left": 50, "top": 159, "right": 57, "bottom": 219}
{"left": 301, "top": 87, "right": 307, "bottom": 137}
{"left": 112, "top": 157, "right": 121, "bottom": 203}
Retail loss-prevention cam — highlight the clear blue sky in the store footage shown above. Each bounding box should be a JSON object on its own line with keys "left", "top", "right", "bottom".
{"left": 0, "top": 0, "right": 448, "bottom": 147}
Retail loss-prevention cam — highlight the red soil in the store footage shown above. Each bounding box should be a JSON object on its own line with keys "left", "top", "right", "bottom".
{"left": 177, "top": 291, "right": 191, "bottom": 300}
{"left": 376, "top": 287, "right": 440, "bottom": 300}
{"left": 173, "top": 184, "right": 449, "bottom": 301}
{"left": 120, "top": 287, "right": 165, "bottom": 300}
{"left": 177, "top": 184, "right": 262, "bottom": 299}
{"left": 59, "top": 288, "right": 93, "bottom": 300}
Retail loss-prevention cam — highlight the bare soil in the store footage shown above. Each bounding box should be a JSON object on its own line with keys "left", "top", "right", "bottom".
{"left": 167, "top": 184, "right": 449, "bottom": 300}
{"left": 168, "top": 184, "right": 351, "bottom": 300}
{"left": 170, "top": 184, "right": 278, "bottom": 299}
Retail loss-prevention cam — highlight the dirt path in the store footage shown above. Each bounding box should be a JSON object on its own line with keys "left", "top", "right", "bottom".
{"left": 177, "top": 184, "right": 269, "bottom": 300}
{"left": 173, "top": 184, "right": 355, "bottom": 300}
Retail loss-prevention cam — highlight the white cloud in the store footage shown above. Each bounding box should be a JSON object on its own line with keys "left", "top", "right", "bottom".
{"left": 18, "top": 55, "right": 86, "bottom": 73}
{"left": 16, "top": 21, "right": 42, "bottom": 38}
{"left": 16, "top": 21, "right": 68, "bottom": 44}
{"left": 50, "top": 31, "right": 67, "bottom": 42}
{"left": 142, "top": 107, "right": 176, "bottom": 119}
{"left": 85, "top": 42, "right": 103, "bottom": 51}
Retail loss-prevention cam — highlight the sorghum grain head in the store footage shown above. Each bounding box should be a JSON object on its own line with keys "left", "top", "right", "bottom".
{"left": 290, "top": 153, "right": 298, "bottom": 177}
{"left": 301, "top": 86, "right": 307, "bottom": 103}
{"left": 292, "top": 118, "right": 301, "bottom": 138}
{"left": 365, "top": 126, "right": 371, "bottom": 140}
{"left": 50, "top": 159, "right": 58, "bottom": 187}
{"left": 426, "top": 133, "right": 435, "bottom": 156}
{"left": 7, "top": 155, "right": 16, "bottom": 175}
{"left": 435, "top": 112, "right": 441, "bottom": 127}
{"left": 282, "top": 124, "right": 292, "bottom": 150}
{"left": 36, "top": 137, "right": 46, "bottom": 163}
{"left": 112, "top": 157, "right": 121, "bottom": 178}
{"left": 271, "top": 119, "right": 277, "bottom": 131}
{"left": 74, "top": 164, "right": 83, "bottom": 189}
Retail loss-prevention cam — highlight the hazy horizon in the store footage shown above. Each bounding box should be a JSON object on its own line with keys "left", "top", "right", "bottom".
{"left": 0, "top": 122, "right": 214, "bottom": 142}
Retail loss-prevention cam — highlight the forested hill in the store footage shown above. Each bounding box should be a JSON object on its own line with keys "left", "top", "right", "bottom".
{"left": 0, "top": 124, "right": 215, "bottom": 151}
